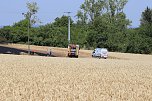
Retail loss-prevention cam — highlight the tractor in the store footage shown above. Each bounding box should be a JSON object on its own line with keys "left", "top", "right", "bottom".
{"left": 67, "top": 44, "right": 79, "bottom": 58}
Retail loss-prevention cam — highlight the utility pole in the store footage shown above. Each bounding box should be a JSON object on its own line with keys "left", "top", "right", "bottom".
{"left": 64, "top": 12, "right": 71, "bottom": 44}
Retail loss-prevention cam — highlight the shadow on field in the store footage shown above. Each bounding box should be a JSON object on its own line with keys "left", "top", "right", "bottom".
{"left": 0, "top": 45, "right": 54, "bottom": 57}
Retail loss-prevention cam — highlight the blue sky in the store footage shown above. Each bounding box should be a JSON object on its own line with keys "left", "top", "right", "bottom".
{"left": 0, "top": 0, "right": 152, "bottom": 27}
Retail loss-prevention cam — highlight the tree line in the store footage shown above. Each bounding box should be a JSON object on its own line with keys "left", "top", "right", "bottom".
{"left": 0, "top": 0, "right": 152, "bottom": 54}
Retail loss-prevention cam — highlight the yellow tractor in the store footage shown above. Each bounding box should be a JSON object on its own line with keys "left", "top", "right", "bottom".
{"left": 68, "top": 44, "right": 79, "bottom": 58}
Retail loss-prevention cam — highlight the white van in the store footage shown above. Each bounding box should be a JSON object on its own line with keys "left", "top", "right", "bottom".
{"left": 92, "top": 48, "right": 108, "bottom": 59}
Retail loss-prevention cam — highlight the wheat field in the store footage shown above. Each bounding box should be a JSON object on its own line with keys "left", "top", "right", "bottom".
{"left": 0, "top": 53, "right": 152, "bottom": 101}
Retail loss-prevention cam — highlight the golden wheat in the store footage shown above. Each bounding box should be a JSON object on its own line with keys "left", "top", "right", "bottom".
{"left": 0, "top": 53, "right": 152, "bottom": 101}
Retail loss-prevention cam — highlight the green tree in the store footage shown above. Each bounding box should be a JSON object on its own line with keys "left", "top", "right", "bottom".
{"left": 25, "top": 2, "right": 39, "bottom": 26}
{"left": 32, "top": 16, "right": 69, "bottom": 47}
{"left": 53, "top": 16, "right": 73, "bottom": 27}
{"left": 140, "top": 7, "right": 152, "bottom": 26}
{"left": 0, "top": 26, "right": 12, "bottom": 43}
{"left": 77, "top": 0, "right": 105, "bottom": 24}
{"left": 140, "top": 7, "right": 152, "bottom": 37}
{"left": 22, "top": 2, "right": 39, "bottom": 54}
{"left": 125, "top": 29, "right": 152, "bottom": 54}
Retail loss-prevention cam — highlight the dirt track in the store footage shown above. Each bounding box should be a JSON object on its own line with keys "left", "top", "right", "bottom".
{"left": 0, "top": 43, "right": 151, "bottom": 60}
{"left": 0, "top": 44, "right": 92, "bottom": 58}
